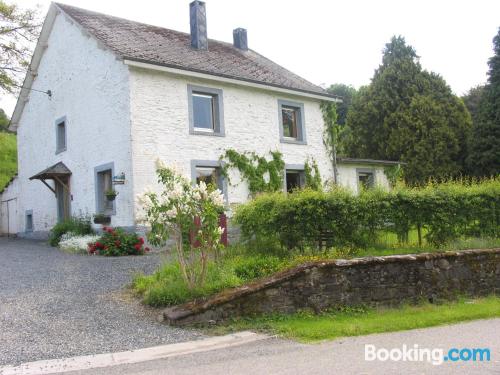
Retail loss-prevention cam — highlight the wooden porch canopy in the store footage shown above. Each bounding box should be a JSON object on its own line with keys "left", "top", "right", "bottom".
{"left": 29, "top": 162, "right": 72, "bottom": 195}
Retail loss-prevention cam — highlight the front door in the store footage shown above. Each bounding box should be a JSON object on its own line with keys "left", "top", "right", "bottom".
{"left": 55, "top": 177, "right": 71, "bottom": 222}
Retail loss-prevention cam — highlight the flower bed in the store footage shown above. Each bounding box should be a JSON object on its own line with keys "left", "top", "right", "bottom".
{"left": 88, "top": 227, "right": 149, "bottom": 256}
{"left": 59, "top": 233, "right": 101, "bottom": 254}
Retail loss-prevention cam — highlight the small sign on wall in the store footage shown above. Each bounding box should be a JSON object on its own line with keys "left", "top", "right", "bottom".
{"left": 112, "top": 173, "right": 126, "bottom": 185}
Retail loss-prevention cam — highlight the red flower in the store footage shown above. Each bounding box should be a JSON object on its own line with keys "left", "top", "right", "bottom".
{"left": 134, "top": 243, "right": 142, "bottom": 251}
{"left": 95, "top": 242, "right": 103, "bottom": 248}
{"left": 102, "top": 226, "right": 108, "bottom": 232}
{"left": 138, "top": 237, "right": 145, "bottom": 244}
{"left": 145, "top": 247, "right": 150, "bottom": 252}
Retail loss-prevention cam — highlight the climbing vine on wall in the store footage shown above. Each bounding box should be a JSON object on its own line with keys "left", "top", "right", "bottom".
{"left": 304, "top": 158, "right": 322, "bottom": 190}
{"left": 219, "top": 149, "right": 285, "bottom": 195}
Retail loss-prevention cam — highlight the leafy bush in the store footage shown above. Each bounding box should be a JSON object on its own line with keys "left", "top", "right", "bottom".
{"left": 88, "top": 227, "right": 149, "bottom": 256}
{"left": 48, "top": 216, "right": 93, "bottom": 246}
{"left": 133, "top": 261, "right": 242, "bottom": 307}
{"left": 58, "top": 233, "right": 100, "bottom": 254}
{"left": 233, "top": 255, "right": 284, "bottom": 280}
{"left": 234, "top": 178, "right": 500, "bottom": 249}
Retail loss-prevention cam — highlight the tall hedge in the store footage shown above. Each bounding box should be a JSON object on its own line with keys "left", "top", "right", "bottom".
{"left": 234, "top": 178, "right": 499, "bottom": 249}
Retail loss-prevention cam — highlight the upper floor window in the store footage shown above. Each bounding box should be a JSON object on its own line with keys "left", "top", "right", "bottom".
{"left": 55, "top": 117, "right": 67, "bottom": 154}
{"left": 188, "top": 85, "right": 225, "bottom": 136}
{"left": 278, "top": 100, "right": 306, "bottom": 144}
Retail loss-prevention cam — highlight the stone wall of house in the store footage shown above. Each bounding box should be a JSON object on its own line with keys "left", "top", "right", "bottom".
{"left": 15, "top": 11, "right": 133, "bottom": 237}
{"left": 128, "top": 68, "right": 335, "bottom": 218}
{"left": 163, "top": 249, "right": 500, "bottom": 326}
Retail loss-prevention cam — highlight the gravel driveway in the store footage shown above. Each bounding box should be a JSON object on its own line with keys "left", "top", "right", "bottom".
{"left": 0, "top": 237, "right": 204, "bottom": 366}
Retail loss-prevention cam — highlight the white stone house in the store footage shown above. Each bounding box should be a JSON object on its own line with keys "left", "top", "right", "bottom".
{"left": 1, "top": 2, "right": 398, "bottom": 237}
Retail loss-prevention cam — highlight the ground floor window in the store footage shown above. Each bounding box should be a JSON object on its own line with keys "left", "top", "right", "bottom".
{"left": 95, "top": 163, "right": 115, "bottom": 215}
{"left": 357, "top": 169, "right": 375, "bottom": 190}
{"left": 25, "top": 210, "right": 33, "bottom": 232}
{"left": 285, "top": 169, "right": 305, "bottom": 192}
{"left": 191, "top": 160, "right": 227, "bottom": 201}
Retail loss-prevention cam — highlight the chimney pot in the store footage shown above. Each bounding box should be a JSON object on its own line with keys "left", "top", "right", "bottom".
{"left": 233, "top": 28, "right": 248, "bottom": 50}
{"left": 190, "top": 1, "right": 207, "bottom": 50}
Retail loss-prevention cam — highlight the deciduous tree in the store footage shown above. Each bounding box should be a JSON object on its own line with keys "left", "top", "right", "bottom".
{"left": 0, "top": 0, "right": 41, "bottom": 93}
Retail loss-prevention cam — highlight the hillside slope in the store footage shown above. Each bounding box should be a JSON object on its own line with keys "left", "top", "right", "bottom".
{"left": 0, "top": 132, "right": 17, "bottom": 191}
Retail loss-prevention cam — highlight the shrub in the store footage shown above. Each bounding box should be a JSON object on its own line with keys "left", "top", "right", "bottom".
{"left": 59, "top": 233, "right": 100, "bottom": 254}
{"left": 88, "top": 227, "right": 149, "bottom": 256}
{"left": 234, "top": 178, "right": 500, "bottom": 250}
{"left": 233, "top": 255, "right": 284, "bottom": 280}
{"left": 48, "top": 216, "right": 93, "bottom": 246}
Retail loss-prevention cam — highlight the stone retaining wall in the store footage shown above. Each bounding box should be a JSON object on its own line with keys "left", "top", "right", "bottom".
{"left": 163, "top": 249, "right": 500, "bottom": 326}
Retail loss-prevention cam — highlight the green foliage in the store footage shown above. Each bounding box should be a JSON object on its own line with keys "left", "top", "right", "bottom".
{"left": 0, "top": 1, "right": 41, "bottom": 93}
{"left": 48, "top": 216, "right": 93, "bottom": 246}
{"left": 345, "top": 36, "right": 472, "bottom": 185}
{"left": 234, "top": 178, "right": 500, "bottom": 249}
{"left": 133, "top": 252, "right": 284, "bottom": 307}
{"left": 0, "top": 108, "right": 8, "bottom": 131}
{"left": 88, "top": 227, "right": 148, "bottom": 256}
{"left": 0, "top": 131, "right": 16, "bottom": 190}
{"left": 462, "top": 85, "right": 485, "bottom": 125}
{"left": 383, "top": 164, "right": 403, "bottom": 188}
{"left": 233, "top": 255, "right": 283, "bottom": 280}
{"left": 220, "top": 149, "right": 285, "bottom": 195}
{"left": 304, "top": 158, "right": 322, "bottom": 190}
{"left": 326, "top": 83, "right": 357, "bottom": 126}
{"left": 467, "top": 28, "right": 500, "bottom": 177}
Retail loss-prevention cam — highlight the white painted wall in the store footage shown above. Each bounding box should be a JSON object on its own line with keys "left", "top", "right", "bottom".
{"left": 129, "top": 68, "right": 334, "bottom": 221}
{"left": 15, "top": 12, "right": 133, "bottom": 236}
{"left": 0, "top": 177, "right": 19, "bottom": 235}
{"left": 337, "top": 163, "right": 390, "bottom": 194}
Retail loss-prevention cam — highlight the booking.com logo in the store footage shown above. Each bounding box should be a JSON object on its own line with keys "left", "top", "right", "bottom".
{"left": 365, "top": 344, "right": 491, "bottom": 366}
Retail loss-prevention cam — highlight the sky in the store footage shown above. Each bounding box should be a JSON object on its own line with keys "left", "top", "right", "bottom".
{"left": 1, "top": 0, "right": 499, "bottom": 116}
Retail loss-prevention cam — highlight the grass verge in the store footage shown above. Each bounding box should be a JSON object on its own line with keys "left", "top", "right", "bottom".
{"left": 209, "top": 296, "right": 500, "bottom": 342}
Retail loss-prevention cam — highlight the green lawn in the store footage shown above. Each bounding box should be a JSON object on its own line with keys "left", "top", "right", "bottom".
{"left": 0, "top": 132, "right": 17, "bottom": 190}
{"left": 211, "top": 296, "right": 500, "bottom": 342}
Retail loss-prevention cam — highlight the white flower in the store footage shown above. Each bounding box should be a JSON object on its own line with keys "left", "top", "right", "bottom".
{"left": 59, "top": 234, "right": 101, "bottom": 254}
{"left": 209, "top": 189, "right": 225, "bottom": 207}
{"left": 217, "top": 226, "right": 225, "bottom": 236}
{"left": 155, "top": 158, "right": 167, "bottom": 170}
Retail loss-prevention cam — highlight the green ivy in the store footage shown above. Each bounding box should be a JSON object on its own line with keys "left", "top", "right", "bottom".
{"left": 304, "top": 158, "right": 322, "bottom": 190}
{"left": 220, "top": 149, "right": 285, "bottom": 195}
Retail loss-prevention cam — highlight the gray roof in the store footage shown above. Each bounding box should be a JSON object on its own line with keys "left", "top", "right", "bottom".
{"left": 55, "top": 3, "right": 334, "bottom": 98}
{"left": 29, "top": 162, "right": 72, "bottom": 180}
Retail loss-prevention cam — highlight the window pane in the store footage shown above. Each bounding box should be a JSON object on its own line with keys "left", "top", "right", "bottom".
{"left": 98, "top": 169, "right": 113, "bottom": 212}
{"left": 286, "top": 171, "right": 302, "bottom": 192}
{"left": 282, "top": 106, "right": 298, "bottom": 138}
{"left": 358, "top": 172, "right": 374, "bottom": 190}
{"left": 196, "top": 167, "right": 222, "bottom": 191}
{"left": 193, "top": 93, "right": 215, "bottom": 130}
{"left": 57, "top": 122, "right": 66, "bottom": 150}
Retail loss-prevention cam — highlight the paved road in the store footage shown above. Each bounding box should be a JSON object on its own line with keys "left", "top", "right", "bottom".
{"left": 0, "top": 237, "right": 203, "bottom": 366}
{"left": 71, "top": 319, "right": 500, "bottom": 375}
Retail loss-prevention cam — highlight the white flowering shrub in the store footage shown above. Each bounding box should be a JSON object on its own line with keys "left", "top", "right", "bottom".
{"left": 138, "top": 161, "right": 226, "bottom": 289}
{"left": 59, "top": 233, "right": 101, "bottom": 254}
